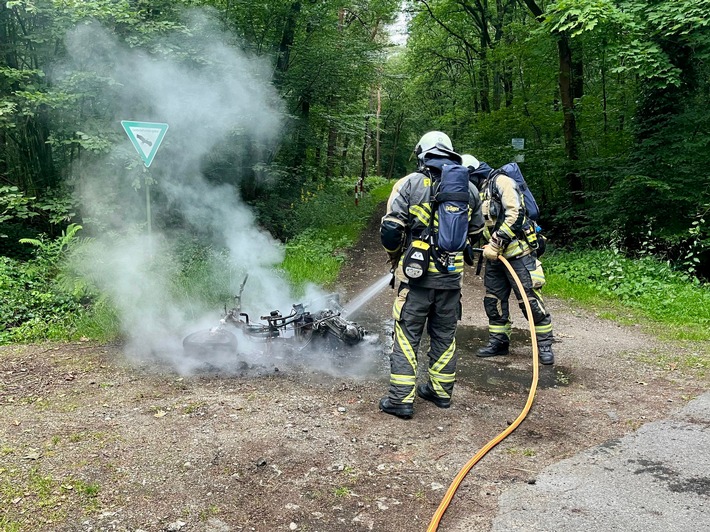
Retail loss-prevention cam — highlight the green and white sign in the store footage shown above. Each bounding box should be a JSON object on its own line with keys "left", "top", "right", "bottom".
{"left": 121, "top": 120, "right": 169, "bottom": 167}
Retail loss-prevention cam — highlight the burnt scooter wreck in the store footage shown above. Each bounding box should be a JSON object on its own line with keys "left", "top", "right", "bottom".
{"left": 182, "top": 275, "right": 367, "bottom": 362}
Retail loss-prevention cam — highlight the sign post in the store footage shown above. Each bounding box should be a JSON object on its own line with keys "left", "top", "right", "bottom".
{"left": 512, "top": 137, "right": 525, "bottom": 163}
{"left": 121, "top": 121, "right": 169, "bottom": 235}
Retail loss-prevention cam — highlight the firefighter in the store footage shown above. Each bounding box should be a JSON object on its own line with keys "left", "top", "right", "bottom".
{"left": 461, "top": 154, "right": 554, "bottom": 365}
{"left": 379, "top": 132, "right": 484, "bottom": 419}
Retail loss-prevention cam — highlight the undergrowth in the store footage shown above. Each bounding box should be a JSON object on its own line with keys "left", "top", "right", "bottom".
{"left": 281, "top": 177, "right": 391, "bottom": 291}
{"left": 544, "top": 249, "right": 710, "bottom": 345}
{"left": 0, "top": 177, "right": 391, "bottom": 344}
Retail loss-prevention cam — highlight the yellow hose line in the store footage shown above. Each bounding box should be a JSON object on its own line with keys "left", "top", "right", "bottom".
{"left": 427, "top": 255, "right": 540, "bottom": 532}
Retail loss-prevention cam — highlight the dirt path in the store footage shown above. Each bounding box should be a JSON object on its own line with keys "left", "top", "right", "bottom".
{"left": 1, "top": 205, "right": 707, "bottom": 532}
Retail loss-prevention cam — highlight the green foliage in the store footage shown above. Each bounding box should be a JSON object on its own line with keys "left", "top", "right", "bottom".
{"left": 0, "top": 254, "right": 86, "bottom": 344}
{"left": 0, "top": 186, "right": 36, "bottom": 225}
{"left": 282, "top": 228, "right": 350, "bottom": 289}
{"left": 280, "top": 176, "right": 390, "bottom": 289}
{"left": 0, "top": 185, "right": 77, "bottom": 248}
{"left": 166, "top": 240, "right": 243, "bottom": 314}
{"left": 0, "top": 224, "right": 93, "bottom": 344}
{"left": 545, "top": 249, "right": 710, "bottom": 342}
{"left": 290, "top": 176, "right": 389, "bottom": 238}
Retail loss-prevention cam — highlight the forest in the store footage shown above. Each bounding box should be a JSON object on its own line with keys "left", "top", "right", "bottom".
{"left": 1, "top": 0, "right": 709, "bottom": 343}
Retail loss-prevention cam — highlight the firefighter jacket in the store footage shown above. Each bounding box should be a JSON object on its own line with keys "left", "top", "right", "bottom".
{"left": 481, "top": 173, "right": 533, "bottom": 259}
{"left": 381, "top": 159, "right": 485, "bottom": 289}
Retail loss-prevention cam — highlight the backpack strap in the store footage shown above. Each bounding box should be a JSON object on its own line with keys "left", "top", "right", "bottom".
{"left": 436, "top": 191, "right": 470, "bottom": 202}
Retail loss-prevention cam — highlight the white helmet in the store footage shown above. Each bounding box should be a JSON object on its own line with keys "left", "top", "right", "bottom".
{"left": 461, "top": 154, "right": 480, "bottom": 170}
{"left": 414, "top": 131, "right": 458, "bottom": 161}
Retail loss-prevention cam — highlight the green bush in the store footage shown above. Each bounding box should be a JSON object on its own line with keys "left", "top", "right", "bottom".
{"left": 545, "top": 249, "right": 710, "bottom": 342}
{"left": 0, "top": 255, "right": 86, "bottom": 344}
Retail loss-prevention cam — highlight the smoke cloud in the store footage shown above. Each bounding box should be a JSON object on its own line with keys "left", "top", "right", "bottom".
{"left": 61, "top": 10, "right": 358, "bottom": 374}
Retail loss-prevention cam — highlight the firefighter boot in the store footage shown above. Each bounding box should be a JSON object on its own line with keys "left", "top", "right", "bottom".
{"left": 538, "top": 344, "right": 554, "bottom": 365}
{"left": 477, "top": 340, "right": 510, "bottom": 358}
{"left": 379, "top": 397, "right": 414, "bottom": 419}
{"left": 416, "top": 384, "right": 450, "bottom": 408}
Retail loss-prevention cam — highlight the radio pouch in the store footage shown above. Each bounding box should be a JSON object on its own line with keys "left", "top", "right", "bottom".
{"left": 402, "top": 240, "right": 430, "bottom": 280}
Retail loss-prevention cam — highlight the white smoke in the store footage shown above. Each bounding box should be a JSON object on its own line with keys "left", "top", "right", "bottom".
{"left": 61, "top": 11, "right": 337, "bottom": 373}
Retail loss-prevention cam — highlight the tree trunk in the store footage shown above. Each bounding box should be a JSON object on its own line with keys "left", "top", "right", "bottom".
{"left": 557, "top": 35, "right": 583, "bottom": 199}
{"left": 387, "top": 112, "right": 404, "bottom": 179}
{"left": 325, "top": 126, "right": 338, "bottom": 181}
{"left": 275, "top": 2, "right": 300, "bottom": 84}
{"left": 340, "top": 137, "right": 349, "bottom": 177}
{"left": 479, "top": 48, "right": 491, "bottom": 113}
{"left": 360, "top": 115, "right": 370, "bottom": 180}
{"left": 292, "top": 96, "right": 310, "bottom": 170}
{"left": 521, "top": 0, "right": 583, "bottom": 200}
{"left": 375, "top": 87, "right": 381, "bottom": 176}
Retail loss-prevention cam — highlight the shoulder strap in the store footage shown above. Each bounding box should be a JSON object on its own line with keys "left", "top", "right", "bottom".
{"left": 487, "top": 174, "right": 500, "bottom": 202}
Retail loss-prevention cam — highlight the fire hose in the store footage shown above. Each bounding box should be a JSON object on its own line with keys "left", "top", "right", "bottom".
{"left": 427, "top": 253, "right": 540, "bottom": 532}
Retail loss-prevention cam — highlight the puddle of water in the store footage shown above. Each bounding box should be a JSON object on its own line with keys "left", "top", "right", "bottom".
{"left": 455, "top": 324, "right": 573, "bottom": 391}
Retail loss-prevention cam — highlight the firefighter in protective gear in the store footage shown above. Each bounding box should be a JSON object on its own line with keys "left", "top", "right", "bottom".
{"left": 463, "top": 154, "right": 555, "bottom": 365}
{"left": 378, "top": 132, "right": 485, "bottom": 419}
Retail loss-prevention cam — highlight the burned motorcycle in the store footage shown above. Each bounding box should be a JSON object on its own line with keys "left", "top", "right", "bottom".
{"left": 182, "top": 275, "right": 367, "bottom": 360}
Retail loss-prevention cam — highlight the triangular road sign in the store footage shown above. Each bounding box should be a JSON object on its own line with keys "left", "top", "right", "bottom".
{"left": 121, "top": 120, "right": 169, "bottom": 167}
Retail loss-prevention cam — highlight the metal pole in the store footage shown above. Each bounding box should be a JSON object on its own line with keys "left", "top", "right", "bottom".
{"left": 145, "top": 172, "right": 152, "bottom": 236}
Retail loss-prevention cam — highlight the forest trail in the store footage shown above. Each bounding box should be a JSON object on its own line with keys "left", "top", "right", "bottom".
{"left": 0, "top": 203, "right": 707, "bottom": 531}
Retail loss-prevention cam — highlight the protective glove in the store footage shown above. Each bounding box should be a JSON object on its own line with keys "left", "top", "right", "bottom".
{"left": 483, "top": 232, "right": 504, "bottom": 261}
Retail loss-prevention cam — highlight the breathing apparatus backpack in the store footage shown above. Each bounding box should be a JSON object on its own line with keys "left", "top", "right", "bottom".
{"left": 402, "top": 161, "right": 471, "bottom": 279}
{"left": 488, "top": 162, "right": 546, "bottom": 256}
{"left": 490, "top": 162, "right": 540, "bottom": 221}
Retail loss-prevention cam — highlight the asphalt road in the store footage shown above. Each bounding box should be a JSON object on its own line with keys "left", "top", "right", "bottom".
{"left": 491, "top": 392, "right": 710, "bottom": 532}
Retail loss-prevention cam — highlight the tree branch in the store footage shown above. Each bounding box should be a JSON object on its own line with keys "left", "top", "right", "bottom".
{"left": 418, "top": 0, "right": 480, "bottom": 55}
{"left": 519, "top": 0, "right": 544, "bottom": 21}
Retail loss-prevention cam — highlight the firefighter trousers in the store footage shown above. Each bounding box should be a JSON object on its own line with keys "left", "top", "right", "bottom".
{"left": 387, "top": 283, "right": 461, "bottom": 404}
{"left": 483, "top": 254, "right": 553, "bottom": 347}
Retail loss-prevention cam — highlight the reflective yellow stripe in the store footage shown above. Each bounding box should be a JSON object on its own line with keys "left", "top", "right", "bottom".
{"left": 429, "top": 370, "right": 455, "bottom": 399}
{"left": 489, "top": 324, "right": 511, "bottom": 334}
{"left": 535, "top": 323, "right": 553, "bottom": 334}
{"left": 395, "top": 321, "right": 417, "bottom": 369}
{"left": 410, "top": 204, "right": 431, "bottom": 225}
{"left": 427, "top": 263, "right": 464, "bottom": 274}
{"left": 430, "top": 380, "right": 450, "bottom": 399}
{"left": 402, "top": 388, "right": 416, "bottom": 403}
{"left": 432, "top": 338, "right": 456, "bottom": 374}
{"left": 390, "top": 374, "right": 416, "bottom": 386}
{"left": 426, "top": 253, "right": 465, "bottom": 274}
{"left": 501, "top": 239, "right": 529, "bottom": 259}
{"left": 429, "top": 371, "right": 455, "bottom": 383}
{"left": 500, "top": 223, "right": 516, "bottom": 239}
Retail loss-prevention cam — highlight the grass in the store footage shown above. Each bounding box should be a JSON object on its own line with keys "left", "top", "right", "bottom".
{"left": 0, "top": 467, "right": 101, "bottom": 527}
{"left": 281, "top": 178, "right": 392, "bottom": 291}
{"left": 544, "top": 248, "right": 710, "bottom": 350}
{"left": 333, "top": 486, "right": 351, "bottom": 497}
